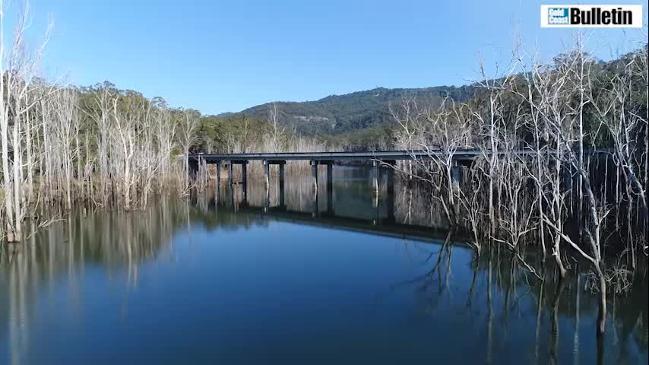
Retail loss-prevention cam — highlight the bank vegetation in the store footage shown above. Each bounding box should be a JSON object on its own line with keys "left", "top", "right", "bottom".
{"left": 392, "top": 41, "right": 648, "bottom": 334}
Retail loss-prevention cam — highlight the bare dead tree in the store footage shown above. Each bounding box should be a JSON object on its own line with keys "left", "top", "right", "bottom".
{"left": 178, "top": 109, "right": 200, "bottom": 190}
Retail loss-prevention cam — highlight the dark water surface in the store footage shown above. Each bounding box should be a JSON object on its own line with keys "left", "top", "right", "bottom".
{"left": 0, "top": 167, "right": 646, "bottom": 364}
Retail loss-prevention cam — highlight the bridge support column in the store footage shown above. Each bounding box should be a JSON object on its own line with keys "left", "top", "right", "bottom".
{"left": 326, "top": 163, "right": 333, "bottom": 189}
{"left": 261, "top": 160, "right": 270, "bottom": 211}
{"left": 372, "top": 161, "right": 379, "bottom": 225}
{"left": 241, "top": 161, "right": 248, "bottom": 206}
{"left": 263, "top": 160, "right": 270, "bottom": 190}
{"left": 241, "top": 161, "right": 247, "bottom": 184}
{"left": 325, "top": 162, "right": 334, "bottom": 215}
{"left": 215, "top": 161, "right": 221, "bottom": 199}
{"left": 311, "top": 160, "right": 318, "bottom": 193}
{"left": 278, "top": 162, "right": 286, "bottom": 209}
{"left": 230, "top": 169, "right": 236, "bottom": 211}
{"left": 372, "top": 160, "right": 380, "bottom": 194}
{"left": 451, "top": 161, "right": 462, "bottom": 190}
{"left": 385, "top": 160, "right": 396, "bottom": 223}
{"left": 228, "top": 162, "right": 233, "bottom": 186}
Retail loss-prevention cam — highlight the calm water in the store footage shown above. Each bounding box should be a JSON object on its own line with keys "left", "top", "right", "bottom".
{"left": 0, "top": 167, "right": 646, "bottom": 364}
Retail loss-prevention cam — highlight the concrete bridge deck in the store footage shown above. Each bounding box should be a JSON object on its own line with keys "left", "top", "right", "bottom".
{"left": 189, "top": 149, "right": 485, "bottom": 163}
{"left": 188, "top": 148, "right": 611, "bottom": 164}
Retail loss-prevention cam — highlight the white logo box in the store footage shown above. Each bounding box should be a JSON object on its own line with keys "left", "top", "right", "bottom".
{"left": 541, "top": 4, "right": 643, "bottom": 28}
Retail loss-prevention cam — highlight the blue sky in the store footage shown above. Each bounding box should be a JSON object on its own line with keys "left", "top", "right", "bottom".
{"left": 20, "top": 0, "right": 648, "bottom": 114}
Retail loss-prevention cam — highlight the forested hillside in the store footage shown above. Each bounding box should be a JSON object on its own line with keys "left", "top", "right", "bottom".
{"left": 206, "top": 47, "right": 646, "bottom": 151}
{"left": 224, "top": 86, "right": 475, "bottom": 136}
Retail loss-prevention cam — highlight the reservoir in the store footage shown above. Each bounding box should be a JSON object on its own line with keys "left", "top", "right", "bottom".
{"left": 1, "top": 167, "right": 646, "bottom": 364}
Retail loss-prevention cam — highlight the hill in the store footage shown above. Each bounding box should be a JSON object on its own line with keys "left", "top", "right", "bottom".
{"left": 221, "top": 85, "right": 476, "bottom": 137}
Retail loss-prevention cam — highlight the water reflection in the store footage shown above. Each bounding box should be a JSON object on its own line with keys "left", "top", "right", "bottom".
{"left": 198, "top": 167, "right": 647, "bottom": 363}
{"left": 0, "top": 202, "right": 187, "bottom": 363}
{"left": 0, "top": 167, "right": 646, "bottom": 363}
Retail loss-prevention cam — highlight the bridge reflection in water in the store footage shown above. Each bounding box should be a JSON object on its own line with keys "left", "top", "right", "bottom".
{"left": 1, "top": 170, "right": 646, "bottom": 363}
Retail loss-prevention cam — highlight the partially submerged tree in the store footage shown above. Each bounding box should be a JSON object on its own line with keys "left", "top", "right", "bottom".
{"left": 393, "top": 42, "right": 648, "bottom": 335}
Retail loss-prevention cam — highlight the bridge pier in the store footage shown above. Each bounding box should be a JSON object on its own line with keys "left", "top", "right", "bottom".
{"left": 224, "top": 160, "right": 250, "bottom": 206}
{"left": 261, "top": 160, "right": 288, "bottom": 210}
{"left": 215, "top": 161, "right": 221, "bottom": 198}
{"left": 372, "top": 160, "right": 380, "bottom": 194}
{"left": 278, "top": 162, "right": 286, "bottom": 208}
{"left": 241, "top": 161, "right": 247, "bottom": 185}
{"left": 326, "top": 163, "right": 333, "bottom": 191}
{"left": 228, "top": 162, "right": 234, "bottom": 186}
{"left": 370, "top": 160, "right": 397, "bottom": 224}
{"left": 263, "top": 160, "right": 270, "bottom": 190}
{"left": 325, "top": 162, "right": 334, "bottom": 215}
{"left": 384, "top": 160, "right": 396, "bottom": 223}
{"left": 310, "top": 160, "right": 319, "bottom": 193}
{"left": 241, "top": 161, "right": 248, "bottom": 205}
{"left": 451, "top": 162, "right": 462, "bottom": 189}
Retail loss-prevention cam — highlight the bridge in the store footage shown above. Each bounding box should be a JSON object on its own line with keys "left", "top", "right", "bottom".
{"left": 188, "top": 149, "right": 491, "bottom": 163}
{"left": 187, "top": 148, "right": 611, "bottom": 166}
{"left": 187, "top": 148, "right": 612, "bottom": 202}
{"left": 187, "top": 149, "right": 482, "bottom": 194}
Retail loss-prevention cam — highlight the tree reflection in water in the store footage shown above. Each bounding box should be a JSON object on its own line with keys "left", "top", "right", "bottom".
{"left": 0, "top": 168, "right": 646, "bottom": 363}
{"left": 0, "top": 200, "right": 188, "bottom": 363}
{"left": 203, "top": 167, "right": 648, "bottom": 364}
